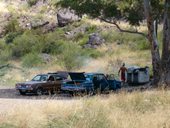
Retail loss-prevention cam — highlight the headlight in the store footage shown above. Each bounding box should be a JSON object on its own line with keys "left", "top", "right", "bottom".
{"left": 16, "top": 84, "right": 21, "bottom": 88}
{"left": 26, "top": 85, "right": 32, "bottom": 88}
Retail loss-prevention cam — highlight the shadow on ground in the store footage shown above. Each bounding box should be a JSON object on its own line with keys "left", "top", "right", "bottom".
{"left": 0, "top": 88, "right": 73, "bottom": 100}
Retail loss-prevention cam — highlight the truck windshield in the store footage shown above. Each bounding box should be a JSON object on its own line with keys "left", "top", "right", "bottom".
{"left": 32, "top": 75, "right": 48, "bottom": 81}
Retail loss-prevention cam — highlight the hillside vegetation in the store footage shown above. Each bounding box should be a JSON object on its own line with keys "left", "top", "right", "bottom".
{"left": 0, "top": 0, "right": 157, "bottom": 85}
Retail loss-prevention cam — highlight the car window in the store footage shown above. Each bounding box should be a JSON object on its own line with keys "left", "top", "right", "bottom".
{"left": 41, "top": 76, "right": 48, "bottom": 81}
{"left": 32, "top": 75, "right": 48, "bottom": 81}
{"left": 97, "top": 74, "right": 105, "bottom": 80}
{"left": 48, "top": 76, "right": 55, "bottom": 81}
{"left": 85, "top": 74, "right": 93, "bottom": 81}
{"left": 55, "top": 76, "right": 63, "bottom": 80}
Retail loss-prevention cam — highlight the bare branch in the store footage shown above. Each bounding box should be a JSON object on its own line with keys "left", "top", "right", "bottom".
{"left": 0, "top": 64, "right": 25, "bottom": 72}
{"left": 99, "top": 18, "right": 148, "bottom": 39}
{"left": 0, "top": 64, "right": 10, "bottom": 69}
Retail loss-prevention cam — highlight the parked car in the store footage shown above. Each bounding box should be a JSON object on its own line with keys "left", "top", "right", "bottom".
{"left": 85, "top": 73, "right": 121, "bottom": 93}
{"left": 15, "top": 73, "right": 67, "bottom": 95}
{"left": 61, "top": 72, "right": 94, "bottom": 95}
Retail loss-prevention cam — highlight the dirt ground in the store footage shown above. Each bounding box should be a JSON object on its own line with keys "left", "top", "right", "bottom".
{"left": 0, "top": 86, "right": 74, "bottom": 100}
{"left": 0, "top": 84, "right": 152, "bottom": 100}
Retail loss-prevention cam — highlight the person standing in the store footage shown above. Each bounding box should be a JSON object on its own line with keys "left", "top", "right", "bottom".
{"left": 118, "top": 63, "right": 127, "bottom": 82}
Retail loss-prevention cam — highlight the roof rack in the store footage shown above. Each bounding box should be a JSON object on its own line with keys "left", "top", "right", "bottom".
{"left": 47, "top": 72, "right": 58, "bottom": 74}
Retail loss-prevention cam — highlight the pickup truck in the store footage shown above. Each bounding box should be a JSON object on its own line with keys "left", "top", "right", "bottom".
{"left": 61, "top": 72, "right": 94, "bottom": 95}
{"left": 85, "top": 73, "right": 121, "bottom": 93}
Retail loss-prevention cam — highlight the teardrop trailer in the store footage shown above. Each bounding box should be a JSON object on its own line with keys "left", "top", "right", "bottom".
{"left": 126, "top": 66, "right": 150, "bottom": 85}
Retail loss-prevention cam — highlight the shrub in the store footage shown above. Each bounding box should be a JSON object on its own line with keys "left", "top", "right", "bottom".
{"left": 5, "top": 32, "right": 22, "bottom": 44}
{"left": 78, "top": 36, "right": 89, "bottom": 46}
{"left": 73, "top": 32, "right": 84, "bottom": 42}
{"left": 101, "top": 30, "right": 150, "bottom": 50}
{"left": 137, "top": 41, "right": 150, "bottom": 50}
{"left": 0, "top": 40, "right": 5, "bottom": 50}
{"left": 11, "top": 31, "right": 40, "bottom": 58}
{"left": 86, "top": 25, "right": 97, "bottom": 34}
{"left": 0, "top": 49, "right": 12, "bottom": 63}
{"left": 22, "top": 53, "right": 43, "bottom": 68}
{"left": 4, "top": 19, "right": 20, "bottom": 34}
{"left": 27, "top": 0, "right": 38, "bottom": 7}
{"left": 41, "top": 41, "right": 64, "bottom": 54}
{"left": 84, "top": 49, "right": 104, "bottom": 59}
{"left": 58, "top": 42, "right": 86, "bottom": 70}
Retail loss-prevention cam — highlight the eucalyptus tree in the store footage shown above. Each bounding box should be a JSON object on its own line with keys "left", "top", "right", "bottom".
{"left": 59, "top": 0, "right": 170, "bottom": 86}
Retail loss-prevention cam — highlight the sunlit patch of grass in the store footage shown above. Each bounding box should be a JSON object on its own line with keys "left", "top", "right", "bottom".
{"left": 0, "top": 91, "right": 170, "bottom": 128}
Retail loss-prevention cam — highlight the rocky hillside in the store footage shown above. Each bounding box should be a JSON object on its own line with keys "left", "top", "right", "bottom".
{"left": 0, "top": 0, "right": 81, "bottom": 36}
{"left": 0, "top": 0, "right": 152, "bottom": 86}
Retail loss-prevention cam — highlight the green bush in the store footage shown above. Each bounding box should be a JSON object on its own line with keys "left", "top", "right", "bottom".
{"left": 11, "top": 31, "right": 40, "bottom": 58}
{"left": 41, "top": 40, "right": 64, "bottom": 54}
{"left": 22, "top": 53, "right": 43, "bottom": 68}
{"left": 86, "top": 25, "right": 97, "bottom": 34}
{"left": 0, "top": 49, "right": 12, "bottom": 63}
{"left": 5, "top": 32, "right": 22, "bottom": 44}
{"left": 84, "top": 48, "right": 104, "bottom": 59}
{"left": 137, "top": 41, "right": 150, "bottom": 50}
{"left": 27, "top": 0, "right": 38, "bottom": 7}
{"left": 58, "top": 42, "right": 86, "bottom": 70}
{"left": 78, "top": 36, "right": 89, "bottom": 46}
{"left": 0, "top": 40, "right": 5, "bottom": 50}
{"left": 101, "top": 30, "right": 150, "bottom": 50}
{"left": 4, "top": 19, "right": 20, "bottom": 34}
{"left": 73, "top": 32, "right": 84, "bottom": 42}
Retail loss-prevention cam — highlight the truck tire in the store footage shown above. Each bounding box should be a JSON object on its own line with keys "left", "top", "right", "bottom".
{"left": 19, "top": 90, "right": 26, "bottom": 95}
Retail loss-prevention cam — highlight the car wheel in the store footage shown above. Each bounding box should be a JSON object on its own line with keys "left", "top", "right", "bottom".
{"left": 86, "top": 89, "right": 94, "bottom": 96}
{"left": 19, "top": 90, "right": 26, "bottom": 95}
{"left": 96, "top": 84, "right": 102, "bottom": 95}
{"left": 36, "top": 88, "right": 43, "bottom": 95}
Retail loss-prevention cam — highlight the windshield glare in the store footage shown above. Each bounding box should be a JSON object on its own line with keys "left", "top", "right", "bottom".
{"left": 32, "top": 75, "right": 48, "bottom": 81}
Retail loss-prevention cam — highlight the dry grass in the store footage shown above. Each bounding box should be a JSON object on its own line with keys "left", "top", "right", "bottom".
{"left": 79, "top": 43, "right": 151, "bottom": 76}
{"left": 0, "top": 90, "right": 170, "bottom": 128}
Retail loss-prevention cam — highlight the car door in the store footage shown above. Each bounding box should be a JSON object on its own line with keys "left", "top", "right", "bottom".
{"left": 97, "top": 74, "right": 109, "bottom": 91}
{"left": 53, "top": 75, "right": 63, "bottom": 92}
{"left": 44, "top": 75, "right": 55, "bottom": 92}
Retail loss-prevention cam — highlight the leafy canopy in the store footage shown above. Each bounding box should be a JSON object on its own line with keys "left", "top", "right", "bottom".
{"left": 59, "top": 0, "right": 164, "bottom": 26}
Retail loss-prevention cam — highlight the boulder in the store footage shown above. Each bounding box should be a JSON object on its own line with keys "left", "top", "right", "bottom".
{"left": 83, "top": 33, "right": 105, "bottom": 48}
{"left": 57, "top": 8, "right": 80, "bottom": 27}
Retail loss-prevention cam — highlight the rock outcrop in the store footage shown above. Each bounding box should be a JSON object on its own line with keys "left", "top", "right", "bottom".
{"left": 83, "top": 33, "right": 105, "bottom": 48}
{"left": 57, "top": 8, "right": 80, "bottom": 27}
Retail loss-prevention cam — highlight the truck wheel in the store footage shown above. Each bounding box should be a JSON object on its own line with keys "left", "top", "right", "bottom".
{"left": 96, "top": 84, "right": 102, "bottom": 95}
{"left": 19, "top": 90, "right": 26, "bottom": 95}
{"left": 86, "top": 89, "right": 95, "bottom": 96}
{"left": 36, "top": 88, "right": 43, "bottom": 96}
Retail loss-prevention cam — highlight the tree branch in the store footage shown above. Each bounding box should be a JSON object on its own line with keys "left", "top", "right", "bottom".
{"left": 0, "top": 64, "right": 10, "bottom": 70}
{"left": 100, "top": 18, "right": 148, "bottom": 39}
{"left": 0, "top": 64, "right": 25, "bottom": 72}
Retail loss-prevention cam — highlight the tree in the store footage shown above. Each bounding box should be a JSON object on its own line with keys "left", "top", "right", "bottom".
{"left": 59, "top": 0, "right": 170, "bottom": 86}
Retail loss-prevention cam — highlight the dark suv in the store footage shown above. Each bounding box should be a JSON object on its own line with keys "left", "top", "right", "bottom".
{"left": 15, "top": 73, "right": 67, "bottom": 95}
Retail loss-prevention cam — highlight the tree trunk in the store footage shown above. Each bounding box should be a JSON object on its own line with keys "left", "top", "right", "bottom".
{"left": 161, "top": 0, "right": 170, "bottom": 85}
{"left": 143, "top": 0, "right": 161, "bottom": 85}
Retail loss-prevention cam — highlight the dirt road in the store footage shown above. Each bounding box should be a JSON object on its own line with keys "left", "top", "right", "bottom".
{"left": 0, "top": 84, "right": 152, "bottom": 100}
{"left": 0, "top": 86, "right": 73, "bottom": 100}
